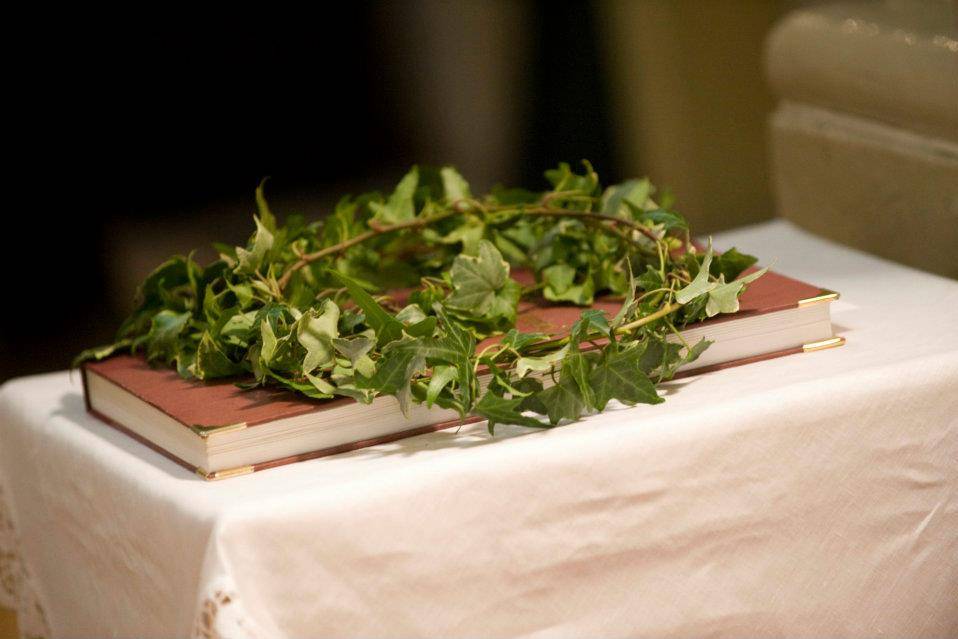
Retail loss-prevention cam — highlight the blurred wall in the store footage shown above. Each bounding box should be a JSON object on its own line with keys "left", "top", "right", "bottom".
{"left": 599, "top": 0, "right": 787, "bottom": 233}
{"left": 4, "top": 3, "right": 805, "bottom": 381}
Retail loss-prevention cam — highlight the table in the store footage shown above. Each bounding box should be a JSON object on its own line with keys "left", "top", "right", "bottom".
{"left": 2, "top": 220, "right": 956, "bottom": 638}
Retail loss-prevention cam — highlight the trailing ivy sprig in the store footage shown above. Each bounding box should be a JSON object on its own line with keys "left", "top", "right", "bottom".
{"left": 76, "top": 162, "right": 764, "bottom": 431}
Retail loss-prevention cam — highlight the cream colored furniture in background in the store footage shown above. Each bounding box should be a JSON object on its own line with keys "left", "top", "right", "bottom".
{"left": 766, "top": 0, "right": 958, "bottom": 278}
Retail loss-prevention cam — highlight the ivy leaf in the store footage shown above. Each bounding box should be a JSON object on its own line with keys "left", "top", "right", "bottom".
{"left": 369, "top": 167, "right": 418, "bottom": 225}
{"left": 360, "top": 339, "right": 426, "bottom": 416}
{"left": 475, "top": 391, "right": 548, "bottom": 433}
{"left": 395, "top": 304, "right": 427, "bottom": 324}
{"left": 571, "top": 308, "right": 610, "bottom": 340}
{"left": 332, "top": 334, "right": 376, "bottom": 378}
{"left": 440, "top": 166, "right": 471, "bottom": 203}
{"left": 296, "top": 299, "right": 340, "bottom": 373}
{"left": 432, "top": 304, "right": 476, "bottom": 359}
{"left": 659, "top": 338, "right": 712, "bottom": 380}
{"left": 536, "top": 376, "right": 587, "bottom": 425}
{"left": 235, "top": 216, "right": 274, "bottom": 275}
{"left": 439, "top": 218, "right": 485, "bottom": 255}
{"left": 406, "top": 316, "right": 437, "bottom": 338}
{"left": 445, "top": 240, "right": 521, "bottom": 323}
{"left": 331, "top": 383, "right": 376, "bottom": 404}
{"left": 516, "top": 345, "right": 568, "bottom": 378}
{"left": 682, "top": 338, "right": 711, "bottom": 366}
{"left": 705, "top": 267, "right": 768, "bottom": 317}
{"left": 145, "top": 310, "right": 190, "bottom": 363}
{"left": 267, "top": 370, "right": 333, "bottom": 400}
{"left": 637, "top": 338, "right": 665, "bottom": 374}
{"left": 634, "top": 208, "right": 688, "bottom": 231}
{"left": 711, "top": 247, "right": 757, "bottom": 282}
{"left": 561, "top": 351, "right": 596, "bottom": 410}
{"left": 193, "top": 332, "right": 243, "bottom": 379}
{"left": 133, "top": 256, "right": 190, "bottom": 310}
{"left": 305, "top": 372, "right": 336, "bottom": 397}
{"left": 72, "top": 339, "right": 133, "bottom": 368}
{"left": 675, "top": 242, "right": 715, "bottom": 304}
{"left": 425, "top": 364, "right": 459, "bottom": 408}
{"left": 589, "top": 347, "right": 663, "bottom": 410}
{"left": 601, "top": 178, "right": 651, "bottom": 217}
{"left": 432, "top": 304, "right": 478, "bottom": 410}
{"left": 331, "top": 270, "right": 404, "bottom": 347}
{"left": 254, "top": 178, "right": 277, "bottom": 232}
{"left": 544, "top": 161, "right": 599, "bottom": 195}
{"left": 636, "top": 265, "right": 664, "bottom": 293}
{"left": 500, "top": 329, "right": 549, "bottom": 352}
{"left": 541, "top": 263, "right": 595, "bottom": 306}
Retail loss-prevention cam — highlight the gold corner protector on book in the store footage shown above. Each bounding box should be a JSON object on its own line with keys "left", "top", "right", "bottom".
{"left": 798, "top": 289, "right": 840, "bottom": 307}
{"left": 195, "top": 465, "right": 255, "bottom": 481}
{"left": 189, "top": 422, "right": 248, "bottom": 439}
{"left": 803, "top": 336, "right": 846, "bottom": 352}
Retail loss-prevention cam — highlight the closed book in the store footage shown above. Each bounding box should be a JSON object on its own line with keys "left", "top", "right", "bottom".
{"left": 82, "top": 269, "right": 843, "bottom": 479}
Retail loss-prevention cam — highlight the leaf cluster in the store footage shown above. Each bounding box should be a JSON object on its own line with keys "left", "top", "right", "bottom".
{"left": 77, "top": 162, "right": 762, "bottom": 432}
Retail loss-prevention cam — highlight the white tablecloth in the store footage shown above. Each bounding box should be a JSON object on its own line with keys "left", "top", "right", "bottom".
{"left": 1, "top": 220, "right": 956, "bottom": 638}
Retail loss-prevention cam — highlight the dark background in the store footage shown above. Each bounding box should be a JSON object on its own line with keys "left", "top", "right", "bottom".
{"left": 4, "top": 2, "right": 786, "bottom": 381}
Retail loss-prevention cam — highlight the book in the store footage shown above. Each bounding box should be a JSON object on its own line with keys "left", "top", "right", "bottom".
{"left": 82, "top": 269, "right": 843, "bottom": 479}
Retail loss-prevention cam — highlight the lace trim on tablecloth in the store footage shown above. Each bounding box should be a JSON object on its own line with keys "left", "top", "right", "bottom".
{"left": 0, "top": 484, "right": 50, "bottom": 639}
{"left": 192, "top": 576, "right": 264, "bottom": 639}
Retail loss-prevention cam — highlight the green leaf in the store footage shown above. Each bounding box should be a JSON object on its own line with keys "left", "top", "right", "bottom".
{"left": 305, "top": 372, "right": 336, "bottom": 397}
{"left": 145, "top": 310, "right": 190, "bottom": 363}
{"left": 266, "top": 370, "right": 333, "bottom": 400}
{"left": 637, "top": 208, "right": 688, "bottom": 231}
{"left": 682, "top": 338, "right": 711, "bottom": 366}
{"left": 193, "top": 332, "right": 243, "bottom": 379}
{"left": 636, "top": 265, "right": 664, "bottom": 293}
{"left": 425, "top": 365, "right": 459, "bottom": 408}
{"left": 72, "top": 340, "right": 132, "bottom": 368}
{"left": 369, "top": 167, "right": 418, "bottom": 225}
{"left": 704, "top": 267, "right": 768, "bottom": 317}
{"left": 260, "top": 319, "right": 279, "bottom": 365}
{"left": 601, "top": 178, "right": 651, "bottom": 217}
{"left": 255, "top": 178, "right": 277, "bottom": 232}
{"left": 445, "top": 240, "right": 521, "bottom": 323}
{"left": 332, "top": 333, "right": 375, "bottom": 362}
{"left": 440, "top": 166, "right": 472, "bottom": 203}
{"left": 331, "top": 270, "right": 405, "bottom": 347}
{"left": 541, "top": 263, "right": 574, "bottom": 296}
{"left": 561, "top": 350, "right": 596, "bottom": 409}
{"left": 571, "top": 308, "right": 610, "bottom": 340}
{"left": 475, "top": 391, "right": 547, "bottom": 432}
{"left": 544, "top": 161, "right": 599, "bottom": 195}
{"left": 395, "top": 303, "right": 427, "bottom": 325}
{"left": 675, "top": 242, "right": 715, "bottom": 304}
{"left": 516, "top": 345, "right": 568, "bottom": 378}
{"left": 612, "top": 260, "right": 637, "bottom": 328}
{"left": 712, "top": 247, "right": 758, "bottom": 282}
{"left": 536, "top": 376, "right": 587, "bottom": 425}
{"left": 637, "top": 338, "right": 665, "bottom": 374}
{"left": 499, "top": 329, "right": 549, "bottom": 352}
{"left": 406, "top": 316, "right": 437, "bottom": 338}
{"left": 542, "top": 269, "right": 594, "bottom": 305}
{"left": 235, "top": 216, "right": 274, "bottom": 275}
{"left": 361, "top": 340, "right": 427, "bottom": 416}
{"left": 297, "top": 299, "right": 340, "bottom": 373}
{"left": 439, "top": 218, "right": 485, "bottom": 255}
{"left": 659, "top": 338, "right": 712, "bottom": 380}
{"left": 589, "top": 347, "right": 663, "bottom": 410}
